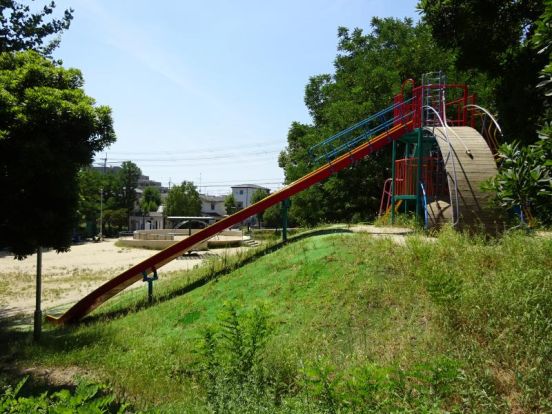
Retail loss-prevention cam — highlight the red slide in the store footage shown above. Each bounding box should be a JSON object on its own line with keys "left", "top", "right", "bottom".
{"left": 47, "top": 120, "right": 413, "bottom": 324}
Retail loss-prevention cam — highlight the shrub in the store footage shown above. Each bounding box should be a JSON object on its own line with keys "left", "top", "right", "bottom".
{"left": 0, "top": 377, "right": 129, "bottom": 413}
{"left": 485, "top": 131, "right": 552, "bottom": 226}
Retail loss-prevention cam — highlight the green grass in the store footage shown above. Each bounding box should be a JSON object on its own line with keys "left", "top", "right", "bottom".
{"left": 1, "top": 228, "right": 551, "bottom": 413}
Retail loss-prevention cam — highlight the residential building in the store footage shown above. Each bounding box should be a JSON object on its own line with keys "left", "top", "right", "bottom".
{"left": 200, "top": 194, "right": 226, "bottom": 217}
{"left": 231, "top": 184, "right": 270, "bottom": 226}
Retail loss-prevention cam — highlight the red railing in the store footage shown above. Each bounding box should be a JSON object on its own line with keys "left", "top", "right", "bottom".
{"left": 393, "top": 82, "right": 475, "bottom": 129}
{"left": 394, "top": 157, "right": 448, "bottom": 197}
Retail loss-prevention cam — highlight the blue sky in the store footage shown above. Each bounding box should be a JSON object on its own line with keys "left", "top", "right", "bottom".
{"left": 54, "top": 0, "right": 419, "bottom": 194}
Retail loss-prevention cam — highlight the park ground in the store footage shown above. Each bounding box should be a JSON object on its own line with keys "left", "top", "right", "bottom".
{"left": 0, "top": 238, "right": 247, "bottom": 323}
{"left": 1, "top": 226, "right": 551, "bottom": 413}
{"left": 0, "top": 225, "right": 410, "bottom": 324}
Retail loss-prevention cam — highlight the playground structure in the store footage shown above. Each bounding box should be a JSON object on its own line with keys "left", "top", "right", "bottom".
{"left": 118, "top": 229, "right": 244, "bottom": 250}
{"left": 47, "top": 72, "right": 502, "bottom": 324}
{"left": 377, "top": 72, "right": 502, "bottom": 230}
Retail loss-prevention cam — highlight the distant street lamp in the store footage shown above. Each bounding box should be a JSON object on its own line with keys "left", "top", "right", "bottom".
{"left": 100, "top": 187, "right": 103, "bottom": 241}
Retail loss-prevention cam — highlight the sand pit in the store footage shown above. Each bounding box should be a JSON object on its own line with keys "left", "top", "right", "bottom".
{"left": 0, "top": 239, "right": 244, "bottom": 320}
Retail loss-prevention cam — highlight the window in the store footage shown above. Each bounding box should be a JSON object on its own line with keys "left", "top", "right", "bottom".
{"left": 211, "top": 203, "right": 215, "bottom": 210}
{"left": 239, "top": 190, "right": 243, "bottom": 195}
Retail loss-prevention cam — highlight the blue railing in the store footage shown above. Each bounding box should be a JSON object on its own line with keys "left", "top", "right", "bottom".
{"left": 308, "top": 97, "right": 414, "bottom": 164}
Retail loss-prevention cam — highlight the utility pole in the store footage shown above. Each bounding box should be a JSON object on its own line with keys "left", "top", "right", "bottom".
{"left": 33, "top": 247, "right": 42, "bottom": 341}
{"left": 100, "top": 187, "right": 103, "bottom": 240}
{"left": 100, "top": 154, "right": 107, "bottom": 241}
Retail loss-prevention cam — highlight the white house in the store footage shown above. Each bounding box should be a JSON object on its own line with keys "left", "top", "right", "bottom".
{"left": 200, "top": 194, "right": 226, "bottom": 217}
{"left": 129, "top": 205, "right": 164, "bottom": 231}
{"left": 231, "top": 184, "right": 270, "bottom": 210}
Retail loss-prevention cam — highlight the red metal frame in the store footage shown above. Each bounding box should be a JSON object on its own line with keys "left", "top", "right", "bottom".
{"left": 394, "top": 157, "right": 448, "bottom": 198}
{"left": 393, "top": 83, "right": 474, "bottom": 129}
{"left": 48, "top": 119, "right": 414, "bottom": 324}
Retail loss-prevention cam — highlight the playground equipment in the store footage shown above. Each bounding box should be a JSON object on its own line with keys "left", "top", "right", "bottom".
{"left": 47, "top": 72, "right": 501, "bottom": 324}
{"left": 378, "top": 72, "right": 502, "bottom": 230}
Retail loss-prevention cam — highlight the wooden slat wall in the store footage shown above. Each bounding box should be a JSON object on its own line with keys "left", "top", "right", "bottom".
{"left": 429, "top": 126, "right": 503, "bottom": 233}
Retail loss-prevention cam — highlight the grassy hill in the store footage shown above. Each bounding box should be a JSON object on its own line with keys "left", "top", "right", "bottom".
{"left": 2, "top": 228, "right": 551, "bottom": 413}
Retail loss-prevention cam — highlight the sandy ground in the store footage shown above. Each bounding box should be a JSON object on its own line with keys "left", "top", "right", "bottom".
{"left": 0, "top": 239, "right": 245, "bottom": 320}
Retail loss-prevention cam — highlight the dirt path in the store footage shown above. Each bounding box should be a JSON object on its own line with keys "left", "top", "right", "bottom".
{"left": 349, "top": 224, "right": 414, "bottom": 244}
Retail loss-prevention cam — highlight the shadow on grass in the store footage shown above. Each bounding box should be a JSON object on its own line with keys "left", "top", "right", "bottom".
{"left": 0, "top": 322, "right": 111, "bottom": 389}
{"left": 82, "top": 227, "right": 353, "bottom": 325}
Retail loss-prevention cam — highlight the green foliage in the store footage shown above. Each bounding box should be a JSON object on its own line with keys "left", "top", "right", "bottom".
{"left": 118, "top": 161, "right": 141, "bottom": 220}
{"left": 418, "top": 0, "right": 547, "bottom": 143}
{"left": 261, "top": 202, "right": 298, "bottom": 228}
{"left": 251, "top": 188, "right": 269, "bottom": 227}
{"left": 262, "top": 203, "right": 281, "bottom": 228}
{"left": 485, "top": 132, "right": 552, "bottom": 226}
{"left": 300, "top": 357, "right": 462, "bottom": 413}
{"left": 0, "top": 1, "right": 73, "bottom": 56}
{"left": 164, "top": 181, "right": 201, "bottom": 217}
{"left": 197, "top": 302, "right": 273, "bottom": 412}
{"left": 532, "top": 0, "right": 552, "bottom": 95}
{"left": 7, "top": 230, "right": 552, "bottom": 412}
{"left": 280, "top": 18, "right": 459, "bottom": 226}
{"left": 102, "top": 208, "right": 128, "bottom": 234}
{"left": 0, "top": 51, "right": 115, "bottom": 257}
{"left": 224, "top": 193, "right": 236, "bottom": 215}
{"left": 140, "top": 186, "right": 161, "bottom": 214}
{"left": 77, "top": 168, "right": 104, "bottom": 236}
{"left": 77, "top": 162, "right": 148, "bottom": 236}
{"left": 0, "top": 377, "right": 129, "bottom": 413}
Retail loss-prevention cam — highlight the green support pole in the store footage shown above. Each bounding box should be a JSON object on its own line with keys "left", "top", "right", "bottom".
{"left": 415, "top": 128, "right": 423, "bottom": 222}
{"left": 391, "top": 140, "right": 396, "bottom": 224}
{"left": 282, "top": 198, "right": 291, "bottom": 242}
{"left": 143, "top": 269, "right": 158, "bottom": 304}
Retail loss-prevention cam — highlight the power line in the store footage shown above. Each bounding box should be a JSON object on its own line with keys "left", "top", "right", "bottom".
{"left": 199, "top": 182, "right": 283, "bottom": 188}
{"left": 102, "top": 150, "right": 280, "bottom": 162}
{"left": 104, "top": 139, "right": 285, "bottom": 155}
{"left": 94, "top": 155, "right": 279, "bottom": 168}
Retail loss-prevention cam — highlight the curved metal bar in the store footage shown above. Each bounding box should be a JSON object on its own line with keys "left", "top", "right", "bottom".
{"left": 465, "top": 104, "right": 502, "bottom": 155}
{"left": 439, "top": 92, "right": 471, "bottom": 156}
{"left": 465, "top": 104, "right": 503, "bottom": 135}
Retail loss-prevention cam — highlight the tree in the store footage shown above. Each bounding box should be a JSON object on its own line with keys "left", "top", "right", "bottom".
{"left": 250, "top": 188, "right": 270, "bottom": 228}
{"left": 117, "top": 161, "right": 141, "bottom": 223}
{"left": 532, "top": 0, "right": 552, "bottom": 95}
{"left": 165, "top": 181, "right": 201, "bottom": 217}
{"left": 224, "top": 193, "right": 237, "bottom": 215}
{"left": 77, "top": 168, "right": 105, "bottom": 237}
{"left": 0, "top": 51, "right": 115, "bottom": 257}
{"left": 140, "top": 186, "right": 162, "bottom": 213}
{"left": 418, "top": 0, "right": 548, "bottom": 143}
{"left": 0, "top": 50, "right": 115, "bottom": 339}
{"left": 279, "top": 18, "right": 462, "bottom": 226}
{"left": 0, "top": 1, "right": 74, "bottom": 56}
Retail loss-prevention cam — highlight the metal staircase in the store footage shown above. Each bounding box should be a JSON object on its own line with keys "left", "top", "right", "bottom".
{"left": 308, "top": 99, "right": 415, "bottom": 164}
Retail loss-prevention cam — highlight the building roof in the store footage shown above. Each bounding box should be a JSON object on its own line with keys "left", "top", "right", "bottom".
{"left": 200, "top": 194, "right": 226, "bottom": 202}
{"left": 230, "top": 184, "right": 270, "bottom": 190}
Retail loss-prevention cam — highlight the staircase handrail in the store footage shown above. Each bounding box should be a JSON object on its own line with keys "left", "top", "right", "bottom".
{"left": 465, "top": 104, "right": 502, "bottom": 155}
{"left": 308, "top": 97, "right": 414, "bottom": 161}
{"left": 316, "top": 110, "right": 414, "bottom": 163}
